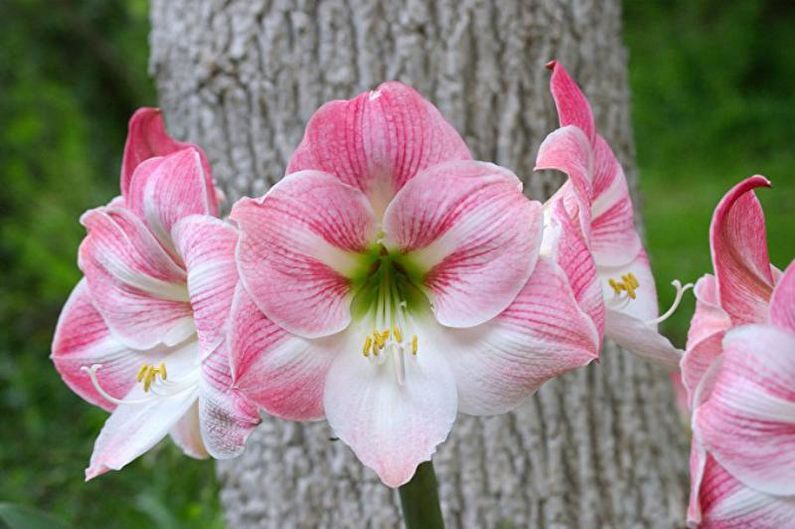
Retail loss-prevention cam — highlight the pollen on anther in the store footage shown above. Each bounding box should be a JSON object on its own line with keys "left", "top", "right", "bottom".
{"left": 411, "top": 335, "right": 418, "bottom": 355}
{"left": 362, "top": 335, "right": 373, "bottom": 357}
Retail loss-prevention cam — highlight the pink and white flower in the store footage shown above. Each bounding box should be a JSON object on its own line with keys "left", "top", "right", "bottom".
{"left": 229, "top": 82, "right": 601, "bottom": 487}
{"left": 51, "top": 109, "right": 258, "bottom": 479}
{"left": 542, "top": 61, "right": 691, "bottom": 368}
{"left": 681, "top": 177, "right": 795, "bottom": 528}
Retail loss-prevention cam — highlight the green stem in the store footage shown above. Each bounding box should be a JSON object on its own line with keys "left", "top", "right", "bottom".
{"left": 398, "top": 461, "right": 445, "bottom": 529}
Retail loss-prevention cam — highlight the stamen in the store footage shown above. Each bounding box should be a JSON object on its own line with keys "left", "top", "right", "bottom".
{"left": 393, "top": 326, "right": 403, "bottom": 343}
{"left": 609, "top": 272, "right": 640, "bottom": 300}
{"left": 645, "top": 280, "right": 694, "bottom": 326}
{"left": 411, "top": 335, "right": 418, "bottom": 356}
{"left": 81, "top": 365, "right": 157, "bottom": 406}
{"left": 362, "top": 335, "right": 373, "bottom": 357}
{"left": 137, "top": 363, "right": 168, "bottom": 392}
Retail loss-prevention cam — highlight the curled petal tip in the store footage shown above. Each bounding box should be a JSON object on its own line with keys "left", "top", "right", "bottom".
{"left": 545, "top": 59, "right": 558, "bottom": 70}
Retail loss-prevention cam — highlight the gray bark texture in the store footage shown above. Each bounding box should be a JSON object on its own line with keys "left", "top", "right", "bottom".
{"left": 149, "top": 1, "right": 689, "bottom": 528}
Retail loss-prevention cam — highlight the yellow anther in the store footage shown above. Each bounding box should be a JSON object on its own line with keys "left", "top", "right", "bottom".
{"left": 136, "top": 363, "right": 167, "bottom": 393}
{"left": 393, "top": 326, "right": 403, "bottom": 343}
{"left": 136, "top": 364, "right": 149, "bottom": 382}
{"left": 159, "top": 362, "right": 167, "bottom": 380}
{"left": 609, "top": 273, "right": 639, "bottom": 300}
{"left": 381, "top": 330, "right": 391, "bottom": 342}
{"left": 362, "top": 335, "right": 373, "bottom": 357}
{"left": 374, "top": 331, "right": 385, "bottom": 349}
{"left": 411, "top": 335, "right": 418, "bottom": 356}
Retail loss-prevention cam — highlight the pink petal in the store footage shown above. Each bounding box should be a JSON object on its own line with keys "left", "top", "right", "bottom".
{"left": 228, "top": 284, "right": 337, "bottom": 420}
{"left": 695, "top": 324, "right": 795, "bottom": 496}
{"left": 770, "top": 261, "right": 795, "bottom": 333}
{"left": 172, "top": 215, "right": 238, "bottom": 356}
{"left": 710, "top": 175, "right": 774, "bottom": 325}
{"left": 443, "top": 256, "right": 599, "bottom": 415}
{"left": 383, "top": 161, "right": 542, "bottom": 328}
{"left": 682, "top": 275, "right": 733, "bottom": 408}
{"left": 170, "top": 401, "right": 209, "bottom": 459}
{"left": 231, "top": 171, "right": 376, "bottom": 338}
{"left": 51, "top": 280, "right": 142, "bottom": 412}
{"left": 692, "top": 449, "right": 795, "bottom": 529}
{"left": 198, "top": 340, "right": 260, "bottom": 458}
{"left": 287, "top": 82, "right": 471, "bottom": 213}
{"left": 121, "top": 108, "right": 213, "bottom": 199}
{"left": 126, "top": 148, "right": 218, "bottom": 250}
{"left": 79, "top": 206, "right": 194, "bottom": 350}
{"left": 323, "top": 345, "right": 458, "bottom": 488}
{"left": 589, "top": 136, "right": 642, "bottom": 268}
{"left": 546, "top": 61, "right": 596, "bottom": 143}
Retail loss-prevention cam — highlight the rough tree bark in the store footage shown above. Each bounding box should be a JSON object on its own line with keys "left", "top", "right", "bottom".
{"left": 149, "top": 1, "right": 689, "bottom": 527}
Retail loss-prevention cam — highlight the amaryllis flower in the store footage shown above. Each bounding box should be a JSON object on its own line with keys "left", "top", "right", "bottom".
{"left": 542, "top": 61, "right": 691, "bottom": 368}
{"left": 51, "top": 109, "right": 258, "bottom": 479}
{"left": 680, "top": 177, "right": 794, "bottom": 528}
{"left": 229, "top": 82, "right": 600, "bottom": 487}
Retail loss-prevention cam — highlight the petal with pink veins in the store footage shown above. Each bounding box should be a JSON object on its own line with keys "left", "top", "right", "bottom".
{"left": 710, "top": 175, "right": 775, "bottom": 325}
{"left": 323, "top": 343, "right": 458, "bottom": 488}
{"left": 232, "top": 171, "right": 377, "bottom": 338}
{"left": 170, "top": 401, "right": 209, "bottom": 459}
{"left": 79, "top": 206, "right": 194, "bottom": 350}
{"left": 172, "top": 215, "right": 238, "bottom": 357}
{"left": 546, "top": 61, "right": 596, "bottom": 143}
{"left": 198, "top": 340, "right": 260, "bottom": 458}
{"left": 441, "top": 256, "right": 599, "bottom": 415}
{"left": 229, "top": 284, "right": 338, "bottom": 420}
{"left": 51, "top": 280, "right": 144, "bottom": 412}
{"left": 695, "top": 324, "right": 795, "bottom": 496}
{"left": 121, "top": 108, "right": 213, "bottom": 200}
{"left": 287, "top": 82, "right": 471, "bottom": 214}
{"left": 383, "top": 161, "right": 542, "bottom": 328}
{"left": 126, "top": 148, "right": 218, "bottom": 250}
{"left": 770, "top": 261, "right": 795, "bottom": 333}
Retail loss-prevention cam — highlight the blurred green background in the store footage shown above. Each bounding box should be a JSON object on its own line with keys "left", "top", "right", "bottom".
{"left": 0, "top": 1, "right": 792, "bottom": 527}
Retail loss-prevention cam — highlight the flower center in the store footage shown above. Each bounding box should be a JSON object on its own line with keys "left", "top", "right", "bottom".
{"left": 609, "top": 272, "right": 640, "bottom": 300}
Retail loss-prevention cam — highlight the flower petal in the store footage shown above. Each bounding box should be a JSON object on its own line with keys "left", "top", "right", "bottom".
{"left": 228, "top": 284, "right": 337, "bottom": 420}
{"left": 682, "top": 275, "right": 733, "bottom": 408}
{"left": 51, "top": 280, "right": 142, "bottom": 412}
{"left": 126, "top": 148, "right": 218, "bottom": 250}
{"left": 120, "top": 108, "right": 212, "bottom": 197}
{"left": 172, "top": 215, "right": 238, "bottom": 357}
{"left": 323, "top": 345, "right": 458, "bottom": 488}
{"left": 770, "top": 261, "right": 795, "bottom": 333}
{"left": 546, "top": 61, "right": 596, "bottom": 143}
{"left": 696, "top": 324, "right": 795, "bottom": 496}
{"left": 198, "top": 340, "right": 260, "bottom": 458}
{"left": 442, "top": 256, "right": 599, "bottom": 415}
{"left": 710, "top": 175, "right": 775, "bottom": 325}
{"left": 605, "top": 310, "right": 682, "bottom": 369}
{"left": 79, "top": 206, "right": 194, "bottom": 350}
{"left": 170, "top": 401, "right": 209, "bottom": 459}
{"left": 383, "top": 161, "right": 542, "bottom": 328}
{"left": 287, "top": 82, "right": 471, "bottom": 213}
{"left": 232, "top": 171, "right": 376, "bottom": 338}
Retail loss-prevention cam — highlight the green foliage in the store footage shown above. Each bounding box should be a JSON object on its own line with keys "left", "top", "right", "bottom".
{"left": 0, "top": 0, "right": 792, "bottom": 527}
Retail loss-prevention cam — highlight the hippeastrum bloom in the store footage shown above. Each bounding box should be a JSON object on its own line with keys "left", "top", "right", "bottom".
{"left": 229, "top": 82, "right": 601, "bottom": 487}
{"left": 680, "top": 177, "right": 794, "bottom": 528}
{"left": 51, "top": 109, "right": 258, "bottom": 479}
{"left": 542, "top": 61, "right": 691, "bottom": 368}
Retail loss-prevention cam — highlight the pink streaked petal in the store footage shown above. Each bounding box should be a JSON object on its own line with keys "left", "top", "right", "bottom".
{"left": 605, "top": 309, "right": 683, "bottom": 369}
{"left": 170, "top": 401, "right": 209, "bottom": 459}
{"left": 536, "top": 125, "right": 593, "bottom": 236}
{"left": 172, "top": 215, "right": 238, "bottom": 357}
{"left": 85, "top": 385, "right": 198, "bottom": 480}
{"left": 770, "top": 261, "right": 795, "bottom": 333}
{"left": 228, "top": 285, "right": 337, "bottom": 420}
{"left": 696, "top": 324, "right": 795, "bottom": 496}
{"left": 232, "top": 171, "right": 376, "bottom": 339}
{"left": 121, "top": 108, "right": 212, "bottom": 197}
{"left": 710, "top": 175, "right": 774, "bottom": 324}
{"left": 126, "top": 148, "right": 218, "bottom": 249}
{"left": 287, "top": 81, "right": 471, "bottom": 213}
{"left": 51, "top": 280, "right": 142, "bottom": 412}
{"left": 384, "top": 161, "right": 542, "bottom": 328}
{"left": 694, "top": 452, "right": 795, "bottom": 529}
{"left": 546, "top": 61, "right": 596, "bottom": 143}
{"left": 323, "top": 346, "right": 458, "bottom": 488}
{"left": 688, "top": 435, "right": 709, "bottom": 527}
{"left": 79, "top": 206, "right": 194, "bottom": 350}
{"left": 198, "top": 341, "right": 260, "bottom": 458}
{"left": 443, "top": 256, "right": 599, "bottom": 415}
{"left": 544, "top": 198, "right": 605, "bottom": 338}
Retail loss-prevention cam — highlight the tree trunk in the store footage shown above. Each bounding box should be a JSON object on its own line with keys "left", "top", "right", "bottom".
{"left": 149, "top": 1, "right": 689, "bottom": 527}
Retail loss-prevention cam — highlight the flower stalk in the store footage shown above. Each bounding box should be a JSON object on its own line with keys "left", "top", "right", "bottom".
{"left": 398, "top": 461, "right": 445, "bottom": 529}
